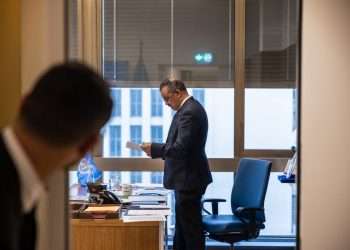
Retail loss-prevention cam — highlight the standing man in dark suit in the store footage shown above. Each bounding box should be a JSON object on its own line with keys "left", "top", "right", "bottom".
{"left": 141, "top": 79, "right": 212, "bottom": 250}
{"left": 0, "top": 62, "right": 113, "bottom": 250}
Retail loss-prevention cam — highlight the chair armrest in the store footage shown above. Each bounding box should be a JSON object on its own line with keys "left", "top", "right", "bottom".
{"left": 201, "top": 198, "right": 226, "bottom": 215}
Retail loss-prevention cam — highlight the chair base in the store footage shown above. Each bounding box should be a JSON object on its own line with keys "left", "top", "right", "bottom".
{"left": 208, "top": 232, "right": 249, "bottom": 246}
{"left": 207, "top": 230, "right": 260, "bottom": 249}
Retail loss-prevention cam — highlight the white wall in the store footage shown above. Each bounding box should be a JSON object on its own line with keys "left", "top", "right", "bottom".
{"left": 301, "top": 0, "right": 350, "bottom": 249}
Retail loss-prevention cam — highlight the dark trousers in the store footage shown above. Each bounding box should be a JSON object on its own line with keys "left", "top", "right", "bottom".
{"left": 174, "top": 190, "right": 205, "bottom": 250}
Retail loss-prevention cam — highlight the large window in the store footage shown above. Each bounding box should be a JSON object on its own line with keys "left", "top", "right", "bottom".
{"left": 99, "top": 0, "right": 298, "bottom": 238}
{"left": 102, "top": 0, "right": 234, "bottom": 159}
{"left": 68, "top": 0, "right": 299, "bottom": 241}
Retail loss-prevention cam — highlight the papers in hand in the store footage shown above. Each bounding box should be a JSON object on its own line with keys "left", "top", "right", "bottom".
{"left": 126, "top": 141, "right": 142, "bottom": 151}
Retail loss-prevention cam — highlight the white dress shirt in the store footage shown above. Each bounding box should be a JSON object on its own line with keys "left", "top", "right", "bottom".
{"left": 2, "top": 127, "right": 45, "bottom": 213}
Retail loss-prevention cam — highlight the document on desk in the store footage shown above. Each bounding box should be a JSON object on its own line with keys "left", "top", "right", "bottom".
{"left": 126, "top": 141, "right": 142, "bottom": 151}
{"left": 127, "top": 209, "right": 171, "bottom": 216}
{"left": 122, "top": 215, "right": 166, "bottom": 223}
{"left": 128, "top": 195, "right": 167, "bottom": 202}
{"left": 134, "top": 189, "right": 170, "bottom": 196}
{"left": 138, "top": 204, "right": 169, "bottom": 209}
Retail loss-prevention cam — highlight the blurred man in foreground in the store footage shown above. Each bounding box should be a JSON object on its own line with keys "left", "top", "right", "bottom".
{"left": 0, "top": 62, "right": 113, "bottom": 250}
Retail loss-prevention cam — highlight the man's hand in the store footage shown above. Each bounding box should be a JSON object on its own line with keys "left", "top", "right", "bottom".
{"left": 140, "top": 142, "right": 152, "bottom": 157}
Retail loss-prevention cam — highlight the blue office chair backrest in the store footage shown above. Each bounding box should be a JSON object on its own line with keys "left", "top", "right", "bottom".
{"left": 231, "top": 158, "right": 272, "bottom": 220}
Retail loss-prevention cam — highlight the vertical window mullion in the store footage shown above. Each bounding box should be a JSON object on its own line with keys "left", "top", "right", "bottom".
{"left": 234, "top": 0, "right": 246, "bottom": 158}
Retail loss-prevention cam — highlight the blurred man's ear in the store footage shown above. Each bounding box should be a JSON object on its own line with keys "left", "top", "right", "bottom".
{"left": 77, "top": 133, "right": 99, "bottom": 157}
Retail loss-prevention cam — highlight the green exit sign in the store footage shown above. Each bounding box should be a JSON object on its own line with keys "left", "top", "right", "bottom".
{"left": 193, "top": 52, "right": 214, "bottom": 64}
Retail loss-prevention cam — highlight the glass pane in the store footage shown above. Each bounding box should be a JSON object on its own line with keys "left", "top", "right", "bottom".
{"left": 244, "top": 0, "right": 298, "bottom": 149}
{"left": 102, "top": 0, "right": 171, "bottom": 81}
{"left": 103, "top": 0, "right": 233, "bottom": 87}
{"left": 202, "top": 172, "right": 234, "bottom": 215}
{"left": 245, "top": 89, "right": 296, "bottom": 149}
{"left": 262, "top": 172, "right": 296, "bottom": 236}
{"left": 103, "top": 88, "right": 234, "bottom": 158}
{"left": 173, "top": 0, "right": 232, "bottom": 82}
{"left": 203, "top": 89, "right": 234, "bottom": 158}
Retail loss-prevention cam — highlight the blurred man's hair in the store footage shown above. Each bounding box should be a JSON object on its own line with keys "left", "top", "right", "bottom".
{"left": 160, "top": 79, "right": 187, "bottom": 93}
{"left": 19, "top": 62, "right": 113, "bottom": 146}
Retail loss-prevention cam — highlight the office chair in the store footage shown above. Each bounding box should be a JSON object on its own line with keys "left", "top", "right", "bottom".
{"left": 202, "top": 158, "right": 272, "bottom": 250}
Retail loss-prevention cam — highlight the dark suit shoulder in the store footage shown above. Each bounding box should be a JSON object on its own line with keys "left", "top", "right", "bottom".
{"left": 0, "top": 136, "right": 21, "bottom": 188}
{"left": 180, "top": 98, "right": 206, "bottom": 116}
{"left": 0, "top": 134, "right": 24, "bottom": 250}
{"left": 0, "top": 135, "right": 22, "bottom": 206}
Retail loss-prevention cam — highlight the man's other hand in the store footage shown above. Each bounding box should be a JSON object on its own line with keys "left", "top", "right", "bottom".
{"left": 140, "top": 143, "right": 152, "bottom": 157}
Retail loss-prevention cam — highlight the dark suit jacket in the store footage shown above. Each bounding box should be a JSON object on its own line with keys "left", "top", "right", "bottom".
{"left": 151, "top": 97, "right": 212, "bottom": 192}
{"left": 0, "top": 135, "right": 37, "bottom": 250}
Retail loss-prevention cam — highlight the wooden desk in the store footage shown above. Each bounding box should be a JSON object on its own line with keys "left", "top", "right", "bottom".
{"left": 71, "top": 219, "right": 164, "bottom": 250}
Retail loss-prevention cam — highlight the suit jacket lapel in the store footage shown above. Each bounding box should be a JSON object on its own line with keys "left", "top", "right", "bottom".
{"left": 166, "top": 97, "right": 193, "bottom": 143}
{"left": 166, "top": 112, "right": 179, "bottom": 143}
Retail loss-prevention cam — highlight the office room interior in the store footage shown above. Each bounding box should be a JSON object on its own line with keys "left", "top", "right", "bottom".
{"left": 0, "top": 0, "right": 349, "bottom": 250}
